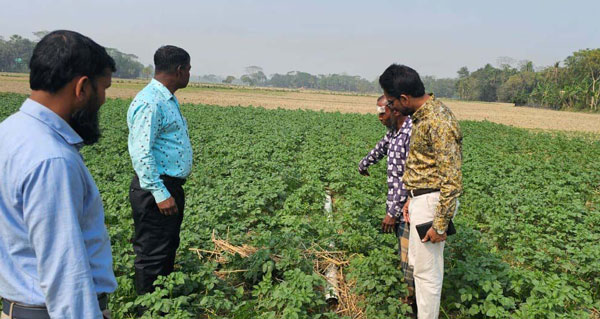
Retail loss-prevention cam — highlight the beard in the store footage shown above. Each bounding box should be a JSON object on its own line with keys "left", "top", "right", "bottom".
{"left": 388, "top": 114, "right": 399, "bottom": 132}
{"left": 399, "top": 106, "right": 414, "bottom": 116}
{"left": 70, "top": 94, "right": 101, "bottom": 145}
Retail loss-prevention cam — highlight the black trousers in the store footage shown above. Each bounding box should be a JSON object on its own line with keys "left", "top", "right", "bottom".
{"left": 129, "top": 175, "right": 185, "bottom": 295}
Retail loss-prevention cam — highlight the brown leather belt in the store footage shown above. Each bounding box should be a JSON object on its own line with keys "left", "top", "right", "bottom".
{"left": 408, "top": 188, "right": 440, "bottom": 198}
{"left": 2, "top": 293, "right": 108, "bottom": 318}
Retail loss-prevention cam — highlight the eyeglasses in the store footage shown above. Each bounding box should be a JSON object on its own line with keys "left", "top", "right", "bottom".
{"left": 386, "top": 98, "right": 402, "bottom": 112}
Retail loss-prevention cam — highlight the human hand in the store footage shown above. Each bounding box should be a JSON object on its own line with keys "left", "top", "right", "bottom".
{"left": 422, "top": 227, "right": 447, "bottom": 243}
{"left": 381, "top": 214, "right": 396, "bottom": 233}
{"left": 157, "top": 196, "right": 178, "bottom": 215}
{"left": 359, "top": 168, "right": 370, "bottom": 176}
{"left": 402, "top": 200, "right": 410, "bottom": 223}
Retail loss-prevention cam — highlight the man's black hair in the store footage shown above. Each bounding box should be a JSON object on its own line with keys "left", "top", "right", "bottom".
{"left": 154, "top": 45, "right": 190, "bottom": 74}
{"left": 29, "top": 30, "right": 116, "bottom": 93}
{"left": 378, "top": 64, "right": 425, "bottom": 98}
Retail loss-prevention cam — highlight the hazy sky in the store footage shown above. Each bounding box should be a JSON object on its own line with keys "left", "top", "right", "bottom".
{"left": 1, "top": 0, "right": 598, "bottom": 79}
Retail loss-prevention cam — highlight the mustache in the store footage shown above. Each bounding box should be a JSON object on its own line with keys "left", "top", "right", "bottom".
{"left": 70, "top": 106, "right": 101, "bottom": 145}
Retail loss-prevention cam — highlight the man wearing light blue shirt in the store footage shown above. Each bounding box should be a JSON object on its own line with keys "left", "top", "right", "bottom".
{"left": 0, "top": 30, "right": 117, "bottom": 319}
{"left": 127, "top": 45, "right": 193, "bottom": 296}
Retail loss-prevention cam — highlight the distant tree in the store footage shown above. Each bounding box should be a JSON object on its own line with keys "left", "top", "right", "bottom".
{"left": 223, "top": 75, "right": 235, "bottom": 84}
{"left": 457, "top": 66, "right": 470, "bottom": 79}
{"left": 565, "top": 49, "right": 600, "bottom": 111}
{"left": 519, "top": 60, "right": 535, "bottom": 73}
{"left": 456, "top": 63, "right": 516, "bottom": 101}
{"left": 32, "top": 30, "right": 50, "bottom": 40}
{"left": 198, "top": 74, "right": 222, "bottom": 83}
{"left": 0, "top": 35, "right": 36, "bottom": 73}
{"left": 245, "top": 65, "right": 263, "bottom": 74}
{"left": 141, "top": 64, "right": 154, "bottom": 79}
{"left": 240, "top": 74, "right": 253, "bottom": 85}
{"left": 496, "top": 56, "right": 518, "bottom": 69}
{"left": 456, "top": 76, "right": 477, "bottom": 100}
{"left": 241, "top": 66, "right": 267, "bottom": 86}
{"left": 106, "top": 48, "right": 144, "bottom": 78}
{"left": 422, "top": 76, "right": 457, "bottom": 98}
{"left": 498, "top": 72, "right": 537, "bottom": 105}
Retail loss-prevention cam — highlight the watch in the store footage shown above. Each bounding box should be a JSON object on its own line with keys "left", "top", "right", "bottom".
{"left": 435, "top": 227, "right": 446, "bottom": 235}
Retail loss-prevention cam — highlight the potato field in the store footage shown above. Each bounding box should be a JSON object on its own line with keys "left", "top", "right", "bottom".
{"left": 1, "top": 92, "right": 599, "bottom": 318}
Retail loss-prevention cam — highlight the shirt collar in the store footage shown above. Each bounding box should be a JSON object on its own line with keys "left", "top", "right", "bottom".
{"left": 392, "top": 116, "right": 411, "bottom": 137}
{"left": 150, "top": 78, "right": 175, "bottom": 101}
{"left": 411, "top": 94, "right": 435, "bottom": 123}
{"left": 20, "top": 98, "right": 84, "bottom": 147}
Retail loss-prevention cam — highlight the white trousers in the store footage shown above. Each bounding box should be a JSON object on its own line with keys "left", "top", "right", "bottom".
{"left": 408, "top": 191, "right": 444, "bottom": 319}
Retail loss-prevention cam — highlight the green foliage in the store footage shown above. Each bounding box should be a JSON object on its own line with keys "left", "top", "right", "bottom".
{"left": 0, "top": 92, "right": 598, "bottom": 317}
{"left": 268, "top": 71, "right": 380, "bottom": 93}
{"left": 457, "top": 49, "right": 600, "bottom": 112}
{"left": 222, "top": 75, "right": 236, "bottom": 84}
{"left": 347, "top": 248, "right": 412, "bottom": 318}
{"left": 497, "top": 72, "right": 537, "bottom": 105}
{"left": 0, "top": 33, "right": 146, "bottom": 78}
{"left": 422, "top": 75, "right": 458, "bottom": 98}
{"left": 0, "top": 34, "right": 36, "bottom": 73}
{"left": 241, "top": 66, "right": 268, "bottom": 86}
{"left": 106, "top": 48, "right": 145, "bottom": 79}
{"left": 456, "top": 64, "right": 517, "bottom": 102}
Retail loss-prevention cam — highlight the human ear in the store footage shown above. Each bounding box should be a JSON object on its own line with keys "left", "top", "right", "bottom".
{"left": 74, "top": 76, "right": 90, "bottom": 102}
{"left": 399, "top": 94, "right": 410, "bottom": 106}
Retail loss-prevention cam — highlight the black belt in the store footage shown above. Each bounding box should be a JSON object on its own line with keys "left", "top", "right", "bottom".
{"left": 2, "top": 293, "right": 108, "bottom": 318}
{"left": 159, "top": 174, "right": 186, "bottom": 186}
{"left": 1, "top": 299, "right": 48, "bottom": 319}
{"left": 408, "top": 188, "right": 440, "bottom": 198}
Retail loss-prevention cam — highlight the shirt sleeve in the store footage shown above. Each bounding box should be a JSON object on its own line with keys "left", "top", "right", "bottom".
{"left": 391, "top": 126, "right": 412, "bottom": 219}
{"left": 21, "top": 158, "right": 103, "bottom": 319}
{"left": 431, "top": 121, "right": 463, "bottom": 232}
{"left": 128, "top": 101, "right": 170, "bottom": 202}
{"left": 358, "top": 133, "right": 389, "bottom": 172}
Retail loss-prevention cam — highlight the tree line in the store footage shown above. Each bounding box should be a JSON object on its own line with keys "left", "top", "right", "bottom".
{"left": 213, "top": 66, "right": 381, "bottom": 94}
{"left": 454, "top": 49, "right": 600, "bottom": 111}
{"left": 2, "top": 32, "right": 599, "bottom": 112}
{"left": 229, "top": 49, "right": 600, "bottom": 112}
{"left": 0, "top": 32, "right": 153, "bottom": 79}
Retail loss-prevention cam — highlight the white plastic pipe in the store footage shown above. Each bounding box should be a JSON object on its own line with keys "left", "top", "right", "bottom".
{"left": 323, "top": 191, "right": 339, "bottom": 304}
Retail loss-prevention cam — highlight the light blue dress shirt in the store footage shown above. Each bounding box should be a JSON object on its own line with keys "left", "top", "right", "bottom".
{"left": 127, "top": 79, "right": 193, "bottom": 202}
{"left": 0, "top": 99, "right": 117, "bottom": 318}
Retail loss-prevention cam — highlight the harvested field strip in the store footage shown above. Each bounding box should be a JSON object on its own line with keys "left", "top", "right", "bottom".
{"left": 2, "top": 74, "right": 599, "bottom": 133}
